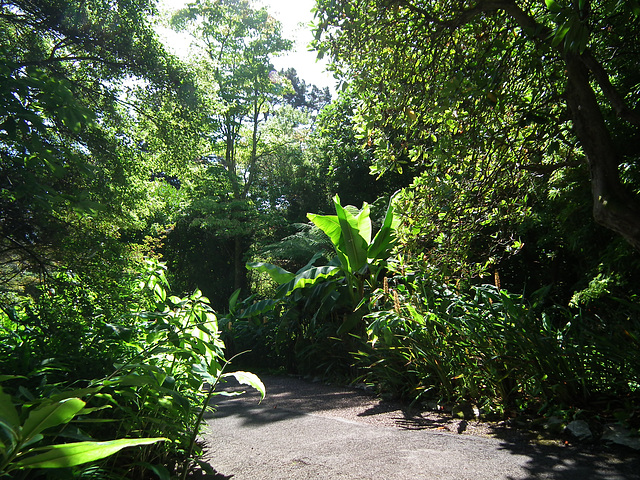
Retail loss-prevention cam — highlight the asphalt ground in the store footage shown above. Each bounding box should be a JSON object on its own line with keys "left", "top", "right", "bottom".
{"left": 200, "top": 375, "right": 639, "bottom": 479}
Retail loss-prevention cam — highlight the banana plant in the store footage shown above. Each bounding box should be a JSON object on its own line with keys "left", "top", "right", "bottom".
{"left": 246, "top": 193, "right": 400, "bottom": 334}
{"left": 308, "top": 192, "right": 401, "bottom": 301}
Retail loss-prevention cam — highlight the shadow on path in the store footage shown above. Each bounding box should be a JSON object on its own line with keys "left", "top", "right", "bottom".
{"left": 498, "top": 438, "right": 638, "bottom": 480}
{"left": 203, "top": 375, "right": 638, "bottom": 479}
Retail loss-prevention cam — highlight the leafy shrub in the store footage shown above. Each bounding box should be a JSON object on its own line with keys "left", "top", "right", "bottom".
{"left": 223, "top": 194, "right": 399, "bottom": 378}
{"left": 357, "top": 263, "right": 640, "bottom": 420}
{"left": 0, "top": 259, "right": 264, "bottom": 479}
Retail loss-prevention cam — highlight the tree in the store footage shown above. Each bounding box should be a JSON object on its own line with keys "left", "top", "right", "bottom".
{"left": 281, "top": 67, "right": 332, "bottom": 114}
{"left": 172, "top": 0, "right": 293, "bottom": 291}
{"left": 312, "top": 0, "right": 640, "bottom": 252}
{"left": 0, "top": 0, "right": 194, "bottom": 296}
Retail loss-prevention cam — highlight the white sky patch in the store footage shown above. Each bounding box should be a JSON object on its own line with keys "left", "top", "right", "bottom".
{"left": 157, "top": 0, "right": 336, "bottom": 93}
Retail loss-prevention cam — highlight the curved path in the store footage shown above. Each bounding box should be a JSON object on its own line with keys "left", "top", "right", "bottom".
{"left": 201, "top": 375, "right": 637, "bottom": 479}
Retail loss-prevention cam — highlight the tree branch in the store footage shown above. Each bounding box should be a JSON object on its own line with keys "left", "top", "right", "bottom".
{"left": 580, "top": 51, "right": 640, "bottom": 127}
{"left": 17, "top": 56, "right": 127, "bottom": 68}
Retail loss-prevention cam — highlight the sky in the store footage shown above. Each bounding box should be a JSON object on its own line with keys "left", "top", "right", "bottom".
{"left": 157, "top": 0, "right": 336, "bottom": 92}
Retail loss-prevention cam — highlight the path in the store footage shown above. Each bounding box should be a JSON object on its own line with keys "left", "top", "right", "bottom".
{"left": 200, "top": 375, "right": 638, "bottom": 479}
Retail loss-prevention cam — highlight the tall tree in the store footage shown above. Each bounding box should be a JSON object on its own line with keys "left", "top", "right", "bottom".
{"left": 312, "top": 0, "right": 640, "bottom": 253}
{"left": 0, "top": 0, "right": 193, "bottom": 294}
{"left": 172, "top": 0, "right": 292, "bottom": 290}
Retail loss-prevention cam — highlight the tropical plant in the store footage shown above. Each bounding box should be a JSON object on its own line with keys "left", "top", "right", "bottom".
{"left": 248, "top": 193, "right": 400, "bottom": 332}
{"left": 0, "top": 259, "right": 265, "bottom": 479}
{"left": 356, "top": 259, "right": 640, "bottom": 420}
{"left": 222, "top": 194, "right": 400, "bottom": 376}
{"left": 0, "top": 385, "right": 166, "bottom": 477}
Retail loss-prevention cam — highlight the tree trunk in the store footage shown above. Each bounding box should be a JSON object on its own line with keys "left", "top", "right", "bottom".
{"left": 564, "top": 52, "right": 640, "bottom": 251}
{"left": 233, "top": 235, "right": 243, "bottom": 291}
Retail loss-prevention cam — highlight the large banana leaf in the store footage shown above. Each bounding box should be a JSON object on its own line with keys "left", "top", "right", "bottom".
{"left": 333, "top": 195, "right": 369, "bottom": 273}
{"left": 246, "top": 262, "right": 295, "bottom": 284}
{"left": 368, "top": 191, "right": 401, "bottom": 260}
{"left": 236, "top": 298, "right": 279, "bottom": 319}
{"left": 276, "top": 265, "right": 341, "bottom": 297}
{"left": 307, "top": 212, "right": 349, "bottom": 269}
{"left": 247, "top": 262, "right": 340, "bottom": 300}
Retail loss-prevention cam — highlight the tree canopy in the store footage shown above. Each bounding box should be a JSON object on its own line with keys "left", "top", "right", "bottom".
{"left": 312, "top": 0, "right": 640, "bottom": 252}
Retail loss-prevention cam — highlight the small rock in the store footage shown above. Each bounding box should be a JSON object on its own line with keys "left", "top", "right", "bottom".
{"left": 565, "top": 420, "right": 593, "bottom": 441}
{"left": 602, "top": 424, "right": 640, "bottom": 450}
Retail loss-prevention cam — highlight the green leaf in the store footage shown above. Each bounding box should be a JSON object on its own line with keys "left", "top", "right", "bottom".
{"left": 333, "top": 195, "right": 369, "bottom": 272}
{"left": 0, "top": 375, "right": 27, "bottom": 383}
{"left": 21, "top": 434, "right": 44, "bottom": 449}
{"left": 228, "top": 288, "right": 242, "bottom": 311}
{"left": 0, "top": 386, "right": 20, "bottom": 429}
{"left": 307, "top": 213, "right": 342, "bottom": 249}
{"left": 192, "top": 363, "right": 216, "bottom": 384}
{"left": 223, "top": 372, "right": 266, "bottom": 401}
{"left": 21, "top": 398, "right": 85, "bottom": 443}
{"left": 336, "top": 313, "right": 363, "bottom": 335}
{"left": 310, "top": 216, "right": 351, "bottom": 271}
{"left": 246, "top": 262, "right": 295, "bottom": 284}
{"left": 550, "top": 22, "right": 571, "bottom": 47}
{"left": 277, "top": 265, "right": 341, "bottom": 297}
{"left": 368, "top": 192, "right": 401, "bottom": 260}
{"left": 545, "top": 0, "right": 562, "bottom": 12}
{"left": 47, "top": 387, "right": 102, "bottom": 403}
{"left": 354, "top": 203, "right": 372, "bottom": 245}
{"left": 237, "top": 298, "right": 278, "bottom": 318}
{"left": 16, "top": 438, "right": 167, "bottom": 469}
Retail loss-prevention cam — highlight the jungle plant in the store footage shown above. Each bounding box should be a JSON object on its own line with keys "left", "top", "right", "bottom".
{"left": 0, "top": 385, "right": 166, "bottom": 477}
{"left": 90, "top": 259, "right": 265, "bottom": 479}
{"left": 246, "top": 193, "right": 400, "bottom": 331}
{"left": 357, "top": 260, "right": 640, "bottom": 418}
{"left": 222, "top": 194, "right": 400, "bottom": 376}
{"left": 0, "top": 259, "right": 264, "bottom": 479}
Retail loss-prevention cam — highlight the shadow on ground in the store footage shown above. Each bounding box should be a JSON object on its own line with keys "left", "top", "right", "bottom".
{"left": 204, "top": 375, "right": 638, "bottom": 479}
{"left": 497, "top": 436, "right": 639, "bottom": 479}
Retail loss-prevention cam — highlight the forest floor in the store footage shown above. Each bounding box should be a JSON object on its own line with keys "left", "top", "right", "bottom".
{"left": 199, "top": 375, "right": 638, "bottom": 479}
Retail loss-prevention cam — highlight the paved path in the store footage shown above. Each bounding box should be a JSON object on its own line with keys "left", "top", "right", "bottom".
{"left": 201, "top": 376, "right": 638, "bottom": 479}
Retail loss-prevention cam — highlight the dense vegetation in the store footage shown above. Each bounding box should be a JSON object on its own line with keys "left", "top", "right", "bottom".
{"left": 1, "top": 0, "right": 639, "bottom": 477}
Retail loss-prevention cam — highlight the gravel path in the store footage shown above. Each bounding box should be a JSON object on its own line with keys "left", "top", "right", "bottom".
{"left": 211, "top": 375, "right": 511, "bottom": 437}
{"left": 198, "top": 375, "right": 639, "bottom": 479}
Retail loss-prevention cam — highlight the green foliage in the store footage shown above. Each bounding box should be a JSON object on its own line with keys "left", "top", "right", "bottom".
{"left": 167, "top": 0, "right": 296, "bottom": 293}
{"left": 1, "top": 259, "right": 264, "bottom": 479}
{"left": 0, "top": 388, "right": 166, "bottom": 475}
{"left": 0, "top": 0, "right": 199, "bottom": 333}
{"left": 308, "top": 90, "right": 414, "bottom": 210}
{"left": 224, "top": 194, "right": 400, "bottom": 376}
{"left": 313, "top": 0, "right": 640, "bottom": 257}
{"left": 356, "top": 262, "right": 640, "bottom": 418}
